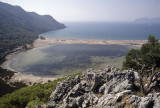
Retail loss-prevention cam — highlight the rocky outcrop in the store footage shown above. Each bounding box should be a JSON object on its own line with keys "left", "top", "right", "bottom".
{"left": 43, "top": 66, "right": 160, "bottom": 108}
{"left": 129, "top": 93, "right": 160, "bottom": 108}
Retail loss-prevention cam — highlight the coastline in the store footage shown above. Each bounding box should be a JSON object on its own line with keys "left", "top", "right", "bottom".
{"left": 0, "top": 50, "right": 57, "bottom": 86}
{"left": 33, "top": 37, "right": 147, "bottom": 48}
{"left": 1, "top": 37, "right": 147, "bottom": 86}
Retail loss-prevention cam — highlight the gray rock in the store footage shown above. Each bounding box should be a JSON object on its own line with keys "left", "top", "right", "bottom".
{"left": 46, "top": 102, "right": 56, "bottom": 108}
{"left": 44, "top": 66, "right": 159, "bottom": 108}
{"left": 129, "top": 93, "right": 160, "bottom": 108}
{"left": 140, "top": 96, "right": 153, "bottom": 108}
{"left": 49, "top": 76, "right": 80, "bottom": 106}
{"left": 99, "top": 84, "right": 106, "bottom": 94}
{"left": 81, "top": 68, "right": 104, "bottom": 92}
{"left": 129, "top": 95, "right": 141, "bottom": 107}
{"left": 105, "top": 71, "right": 135, "bottom": 94}
{"left": 153, "top": 93, "right": 160, "bottom": 108}
{"left": 98, "top": 90, "right": 131, "bottom": 107}
{"left": 134, "top": 71, "right": 140, "bottom": 80}
{"left": 82, "top": 92, "right": 98, "bottom": 108}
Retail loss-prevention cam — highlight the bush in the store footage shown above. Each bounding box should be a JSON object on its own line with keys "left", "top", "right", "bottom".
{"left": 0, "top": 72, "right": 82, "bottom": 108}
{"left": 0, "top": 77, "right": 65, "bottom": 108}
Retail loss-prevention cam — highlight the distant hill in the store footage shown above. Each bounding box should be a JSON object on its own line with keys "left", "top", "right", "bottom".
{"left": 0, "top": 1, "right": 65, "bottom": 54}
{"left": 135, "top": 17, "right": 160, "bottom": 23}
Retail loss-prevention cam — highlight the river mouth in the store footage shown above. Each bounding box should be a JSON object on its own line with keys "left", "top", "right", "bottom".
{"left": 10, "top": 44, "right": 131, "bottom": 77}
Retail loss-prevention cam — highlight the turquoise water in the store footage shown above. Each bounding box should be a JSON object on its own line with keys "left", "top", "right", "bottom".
{"left": 40, "top": 22, "right": 160, "bottom": 40}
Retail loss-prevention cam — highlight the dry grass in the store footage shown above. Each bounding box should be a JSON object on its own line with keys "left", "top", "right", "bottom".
{"left": 133, "top": 90, "right": 145, "bottom": 97}
{"left": 121, "top": 95, "right": 133, "bottom": 108}
{"left": 94, "top": 93, "right": 103, "bottom": 99}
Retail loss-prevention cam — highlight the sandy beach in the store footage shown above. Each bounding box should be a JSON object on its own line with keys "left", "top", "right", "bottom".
{"left": 1, "top": 37, "right": 147, "bottom": 86}
{"left": 33, "top": 37, "right": 147, "bottom": 48}
{"left": 0, "top": 50, "right": 57, "bottom": 86}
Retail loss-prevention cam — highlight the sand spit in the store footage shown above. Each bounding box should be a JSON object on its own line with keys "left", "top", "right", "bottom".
{"left": 33, "top": 38, "right": 147, "bottom": 48}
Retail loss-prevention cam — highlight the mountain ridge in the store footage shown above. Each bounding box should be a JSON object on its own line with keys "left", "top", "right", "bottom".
{"left": 135, "top": 17, "right": 160, "bottom": 23}
{"left": 0, "top": 1, "right": 65, "bottom": 54}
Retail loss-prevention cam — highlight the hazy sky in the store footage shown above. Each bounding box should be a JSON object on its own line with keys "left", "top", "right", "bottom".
{"left": 0, "top": 0, "right": 160, "bottom": 22}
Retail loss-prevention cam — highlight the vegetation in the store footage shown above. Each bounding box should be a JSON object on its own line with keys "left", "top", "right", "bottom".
{"left": 0, "top": 27, "right": 38, "bottom": 53}
{"left": 0, "top": 72, "right": 82, "bottom": 108}
{"left": 122, "top": 35, "right": 160, "bottom": 95}
{"left": 0, "top": 1, "right": 65, "bottom": 96}
{"left": 0, "top": 1, "right": 65, "bottom": 56}
{"left": 0, "top": 67, "right": 27, "bottom": 97}
{"left": 0, "top": 78, "right": 65, "bottom": 108}
{"left": 39, "top": 36, "right": 45, "bottom": 40}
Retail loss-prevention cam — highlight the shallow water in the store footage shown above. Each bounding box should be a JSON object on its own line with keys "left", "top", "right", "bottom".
{"left": 10, "top": 44, "right": 131, "bottom": 77}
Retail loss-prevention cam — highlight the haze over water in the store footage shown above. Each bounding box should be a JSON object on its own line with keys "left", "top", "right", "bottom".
{"left": 41, "top": 22, "right": 160, "bottom": 40}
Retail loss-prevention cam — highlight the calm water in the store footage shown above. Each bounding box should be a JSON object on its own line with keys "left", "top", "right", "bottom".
{"left": 11, "top": 22, "right": 160, "bottom": 77}
{"left": 40, "top": 22, "right": 160, "bottom": 40}
{"left": 10, "top": 44, "right": 131, "bottom": 77}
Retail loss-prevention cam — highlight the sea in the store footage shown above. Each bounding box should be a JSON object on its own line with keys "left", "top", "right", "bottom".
{"left": 40, "top": 22, "right": 160, "bottom": 40}
{"left": 9, "top": 22, "right": 160, "bottom": 77}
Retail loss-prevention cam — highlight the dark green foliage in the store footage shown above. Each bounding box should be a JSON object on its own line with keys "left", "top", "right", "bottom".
{"left": 39, "top": 36, "right": 45, "bottom": 40}
{"left": 122, "top": 35, "right": 160, "bottom": 94}
{"left": 0, "top": 1, "right": 65, "bottom": 54}
{"left": 122, "top": 35, "right": 160, "bottom": 71}
{"left": 0, "top": 77, "right": 66, "bottom": 108}
{"left": 0, "top": 67, "right": 27, "bottom": 97}
{"left": 0, "top": 72, "right": 82, "bottom": 108}
{"left": 122, "top": 49, "right": 141, "bottom": 71}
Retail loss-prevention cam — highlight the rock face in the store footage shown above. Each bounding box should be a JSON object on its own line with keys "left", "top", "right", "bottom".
{"left": 44, "top": 66, "right": 160, "bottom": 108}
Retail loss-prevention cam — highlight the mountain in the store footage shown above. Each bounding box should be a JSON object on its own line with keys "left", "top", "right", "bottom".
{"left": 135, "top": 17, "right": 160, "bottom": 23}
{"left": 0, "top": 1, "right": 65, "bottom": 54}
{"left": 0, "top": 1, "right": 65, "bottom": 33}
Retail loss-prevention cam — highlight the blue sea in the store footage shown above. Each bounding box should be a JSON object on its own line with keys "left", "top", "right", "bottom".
{"left": 41, "top": 22, "right": 160, "bottom": 40}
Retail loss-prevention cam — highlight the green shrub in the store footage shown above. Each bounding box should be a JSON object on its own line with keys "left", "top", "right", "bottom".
{"left": 0, "top": 77, "right": 66, "bottom": 108}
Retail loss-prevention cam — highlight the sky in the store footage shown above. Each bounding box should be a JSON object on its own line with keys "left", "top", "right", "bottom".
{"left": 0, "top": 0, "right": 160, "bottom": 22}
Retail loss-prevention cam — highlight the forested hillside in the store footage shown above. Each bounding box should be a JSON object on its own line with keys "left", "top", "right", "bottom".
{"left": 0, "top": 1, "right": 65, "bottom": 55}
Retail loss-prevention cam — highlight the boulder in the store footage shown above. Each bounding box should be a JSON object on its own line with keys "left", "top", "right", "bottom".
{"left": 129, "top": 93, "right": 160, "bottom": 108}
{"left": 49, "top": 76, "right": 80, "bottom": 102}
{"left": 105, "top": 71, "right": 135, "bottom": 94}
{"left": 98, "top": 90, "right": 131, "bottom": 107}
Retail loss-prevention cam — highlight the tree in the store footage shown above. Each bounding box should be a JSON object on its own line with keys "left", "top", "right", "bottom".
{"left": 122, "top": 35, "right": 160, "bottom": 95}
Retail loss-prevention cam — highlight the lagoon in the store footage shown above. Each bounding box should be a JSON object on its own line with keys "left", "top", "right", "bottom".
{"left": 10, "top": 44, "right": 131, "bottom": 77}
{"left": 10, "top": 21, "right": 157, "bottom": 77}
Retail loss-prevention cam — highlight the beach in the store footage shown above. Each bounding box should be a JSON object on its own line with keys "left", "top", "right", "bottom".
{"left": 33, "top": 38, "right": 147, "bottom": 48}
{"left": 1, "top": 37, "right": 147, "bottom": 85}
{"left": 0, "top": 50, "right": 57, "bottom": 86}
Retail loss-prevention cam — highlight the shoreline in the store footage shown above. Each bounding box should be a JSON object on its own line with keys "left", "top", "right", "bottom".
{"left": 1, "top": 37, "right": 147, "bottom": 86}
{"left": 33, "top": 37, "right": 147, "bottom": 48}
{"left": 0, "top": 51, "right": 57, "bottom": 86}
